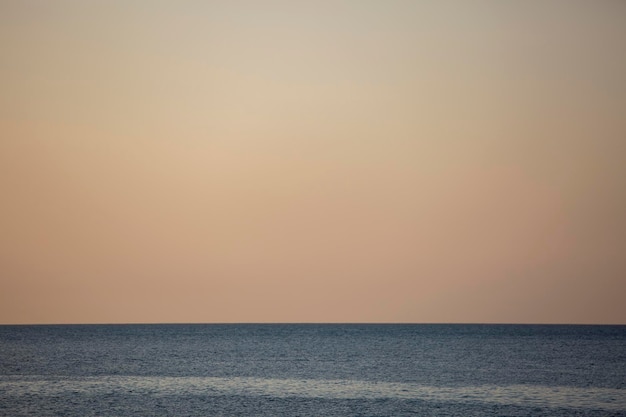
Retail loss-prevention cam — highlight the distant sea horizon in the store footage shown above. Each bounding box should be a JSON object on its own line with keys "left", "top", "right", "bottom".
{"left": 2, "top": 321, "right": 625, "bottom": 325}
{"left": 2, "top": 323, "right": 625, "bottom": 416}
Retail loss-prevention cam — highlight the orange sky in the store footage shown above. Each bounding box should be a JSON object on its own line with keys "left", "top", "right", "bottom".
{"left": 1, "top": 1, "right": 625, "bottom": 324}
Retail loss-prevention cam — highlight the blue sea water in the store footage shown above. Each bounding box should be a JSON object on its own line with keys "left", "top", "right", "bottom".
{"left": 0, "top": 324, "right": 624, "bottom": 416}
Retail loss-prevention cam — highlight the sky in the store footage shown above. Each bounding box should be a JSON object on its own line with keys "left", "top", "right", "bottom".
{"left": 1, "top": 1, "right": 625, "bottom": 324}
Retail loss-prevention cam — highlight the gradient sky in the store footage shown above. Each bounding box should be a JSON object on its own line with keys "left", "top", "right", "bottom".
{"left": 1, "top": 1, "right": 625, "bottom": 324}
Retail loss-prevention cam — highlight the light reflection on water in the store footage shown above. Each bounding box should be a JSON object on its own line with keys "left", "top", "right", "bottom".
{"left": 1, "top": 376, "right": 624, "bottom": 412}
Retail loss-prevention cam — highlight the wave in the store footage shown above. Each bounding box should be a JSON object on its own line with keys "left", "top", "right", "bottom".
{"left": 1, "top": 375, "right": 624, "bottom": 411}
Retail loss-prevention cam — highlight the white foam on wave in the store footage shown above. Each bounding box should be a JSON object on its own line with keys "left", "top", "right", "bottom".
{"left": 1, "top": 375, "right": 624, "bottom": 411}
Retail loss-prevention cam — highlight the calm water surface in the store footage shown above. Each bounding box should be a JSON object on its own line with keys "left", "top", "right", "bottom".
{"left": 1, "top": 324, "right": 624, "bottom": 416}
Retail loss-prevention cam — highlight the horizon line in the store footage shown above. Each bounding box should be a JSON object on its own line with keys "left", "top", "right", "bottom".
{"left": 1, "top": 322, "right": 624, "bottom": 326}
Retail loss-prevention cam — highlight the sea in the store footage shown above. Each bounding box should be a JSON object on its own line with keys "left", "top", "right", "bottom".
{"left": 0, "top": 324, "right": 624, "bottom": 416}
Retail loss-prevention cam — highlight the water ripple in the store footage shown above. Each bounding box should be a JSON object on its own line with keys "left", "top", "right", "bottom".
{"left": 1, "top": 375, "right": 624, "bottom": 412}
